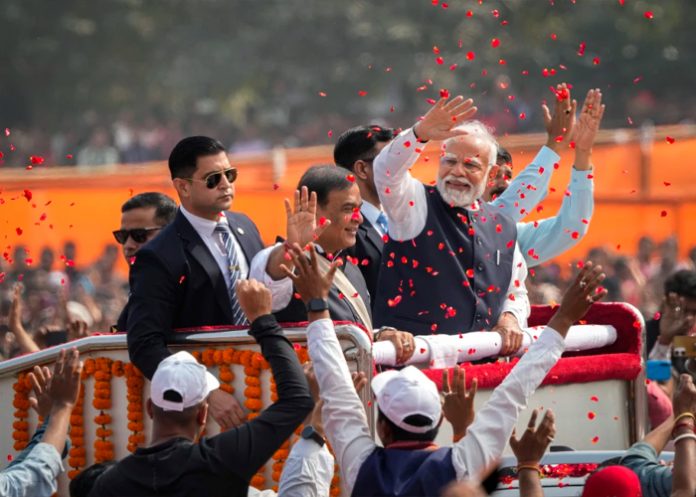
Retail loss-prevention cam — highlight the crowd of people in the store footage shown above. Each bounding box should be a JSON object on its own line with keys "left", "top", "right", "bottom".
{"left": 0, "top": 83, "right": 695, "bottom": 497}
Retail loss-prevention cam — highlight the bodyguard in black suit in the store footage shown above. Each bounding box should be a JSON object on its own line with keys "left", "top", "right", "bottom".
{"left": 125, "top": 136, "right": 264, "bottom": 429}
{"left": 334, "top": 125, "right": 395, "bottom": 301}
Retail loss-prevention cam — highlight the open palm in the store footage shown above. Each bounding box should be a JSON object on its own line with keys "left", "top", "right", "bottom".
{"left": 285, "top": 186, "right": 328, "bottom": 247}
{"left": 574, "top": 89, "right": 605, "bottom": 152}
{"left": 414, "top": 96, "right": 477, "bottom": 141}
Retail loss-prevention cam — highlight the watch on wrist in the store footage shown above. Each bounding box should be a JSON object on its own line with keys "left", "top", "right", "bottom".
{"left": 306, "top": 298, "right": 329, "bottom": 313}
{"left": 301, "top": 425, "right": 325, "bottom": 447}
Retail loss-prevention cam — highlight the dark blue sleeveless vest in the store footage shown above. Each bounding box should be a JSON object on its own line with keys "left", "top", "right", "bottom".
{"left": 374, "top": 186, "right": 517, "bottom": 335}
{"left": 351, "top": 447, "right": 456, "bottom": 497}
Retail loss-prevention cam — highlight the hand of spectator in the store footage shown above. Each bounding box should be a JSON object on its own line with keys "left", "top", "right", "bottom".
{"left": 281, "top": 243, "right": 338, "bottom": 305}
{"left": 9, "top": 284, "right": 40, "bottom": 354}
{"left": 377, "top": 329, "right": 416, "bottom": 364}
{"left": 352, "top": 371, "right": 368, "bottom": 393}
{"left": 549, "top": 261, "right": 607, "bottom": 337}
{"left": 442, "top": 366, "right": 477, "bottom": 440}
{"left": 573, "top": 89, "right": 605, "bottom": 153}
{"left": 285, "top": 186, "right": 330, "bottom": 249}
{"left": 413, "top": 96, "right": 477, "bottom": 142}
{"left": 47, "top": 348, "right": 83, "bottom": 411}
{"left": 658, "top": 293, "right": 695, "bottom": 346}
{"left": 510, "top": 409, "right": 556, "bottom": 465}
{"left": 542, "top": 82, "right": 577, "bottom": 153}
{"left": 28, "top": 365, "right": 53, "bottom": 419}
{"left": 491, "top": 312, "right": 525, "bottom": 356}
{"left": 236, "top": 279, "right": 273, "bottom": 322}
{"left": 672, "top": 374, "right": 696, "bottom": 417}
{"left": 67, "top": 319, "right": 90, "bottom": 342}
{"left": 208, "top": 389, "right": 246, "bottom": 430}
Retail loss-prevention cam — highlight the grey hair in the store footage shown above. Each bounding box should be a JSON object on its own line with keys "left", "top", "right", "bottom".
{"left": 444, "top": 120, "right": 498, "bottom": 168}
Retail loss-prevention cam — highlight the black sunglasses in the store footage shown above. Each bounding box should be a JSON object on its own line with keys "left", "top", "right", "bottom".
{"left": 187, "top": 167, "right": 238, "bottom": 189}
{"left": 112, "top": 227, "right": 162, "bottom": 245}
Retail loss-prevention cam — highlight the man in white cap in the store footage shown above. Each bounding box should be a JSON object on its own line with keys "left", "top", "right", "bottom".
{"left": 88, "top": 280, "right": 317, "bottom": 497}
{"left": 281, "top": 241, "right": 607, "bottom": 497}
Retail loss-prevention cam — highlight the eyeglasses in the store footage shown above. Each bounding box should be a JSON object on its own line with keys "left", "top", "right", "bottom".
{"left": 112, "top": 227, "right": 162, "bottom": 245}
{"left": 439, "top": 156, "right": 485, "bottom": 173}
{"left": 186, "top": 168, "right": 238, "bottom": 189}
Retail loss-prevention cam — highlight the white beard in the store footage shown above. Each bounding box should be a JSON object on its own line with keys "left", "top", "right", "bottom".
{"left": 436, "top": 175, "right": 484, "bottom": 208}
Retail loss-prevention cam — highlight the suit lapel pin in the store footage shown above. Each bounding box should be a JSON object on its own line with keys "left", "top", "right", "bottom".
{"left": 237, "top": 227, "right": 245, "bottom": 235}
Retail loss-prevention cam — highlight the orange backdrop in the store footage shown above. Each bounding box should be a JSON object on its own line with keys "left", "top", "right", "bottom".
{"left": 0, "top": 131, "right": 694, "bottom": 276}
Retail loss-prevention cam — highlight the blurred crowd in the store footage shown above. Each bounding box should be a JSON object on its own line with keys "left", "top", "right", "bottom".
{"left": 1, "top": 234, "right": 694, "bottom": 362}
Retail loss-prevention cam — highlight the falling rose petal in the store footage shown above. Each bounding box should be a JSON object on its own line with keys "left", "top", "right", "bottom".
{"left": 665, "top": 136, "right": 675, "bottom": 144}
{"left": 542, "top": 68, "right": 550, "bottom": 77}
{"left": 466, "top": 51, "right": 476, "bottom": 60}
{"left": 327, "top": 130, "right": 333, "bottom": 138}
{"left": 491, "top": 9, "right": 500, "bottom": 17}
{"left": 466, "top": 10, "right": 473, "bottom": 17}
{"left": 571, "top": 231, "right": 579, "bottom": 239}
{"left": 22, "top": 189, "right": 32, "bottom": 202}
{"left": 592, "top": 57, "right": 601, "bottom": 65}
{"left": 272, "top": 183, "right": 280, "bottom": 190}
{"left": 590, "top": 395, "right": 599, "bottom": 402}
{"left": 490, "top": 38, "right": 500, "bottom": 48}
{"left": 550, "top": 33, "right": 557, "bottom": 40}
{"left": 633, "top": 76, "right": 643, "bottom": 84}
{"left": 519, "top": 112, "right": 526, "bottom": 120}
{"left": 15, "top": 227, "right": 22, "bottom": 236}
{"left": 439, "top": 88, "right": 450, "bottom": 98}
{"left": 346, "top": 174, "right": 355, "bottom": 183}
{"left": 29, "top": 156, "right": 45, "bottom": 165}
{"left": 387, "top": 295, "right": 402, "bottom": 307}
{"left": 0, "top": 151, "right": 3, "bottom": 159}
{"left": 644, "top": 11, "right": 654, "bottom": 19}
{"left": 426, "top": 98, "right": 436, "bottom": 105}
{"left": 661, "top": 210, "right": 668, "bottom": 217}
{"left": 318, "top": 216, "right": 328, "bottom": 226}
{"left": 4, "top": 128, "right": 9, "bottom": 137}
{"left": 663, "top": 181, "right": 671, "bottom": 187}
{"left": 435, "top": 56, "right": 444, "bottom": 65}
{"left": 591, "top": 436, "right": 600, "bottom": 444}
{"left": 577, "top": 42, "right": 586, "bottom": 56}
{"left": 358, "top": 90, "right": 368, "bottom": 97}
{"left": 587, "top": 411, "right": 596, "bottom": 420}
{"left": 432, "top": 46, "right": 440, "bottom": 55}
{"left": 449, "top": 64, "right": 457, "bottom": 71}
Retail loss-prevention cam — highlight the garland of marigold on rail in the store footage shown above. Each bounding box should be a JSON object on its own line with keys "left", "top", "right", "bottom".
{"left": 92, "top": 357, "right": 114, "bottom": 463}
{"left": 11, "top": 373, "right": 31, "bottom": 451}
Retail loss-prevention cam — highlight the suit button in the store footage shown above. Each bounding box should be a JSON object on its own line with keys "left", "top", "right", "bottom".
{"left": 476, "top": 263, "right": 484, "bottom": 272}
{"left": 475, "top": 313, "right": 482, "bottom": 321}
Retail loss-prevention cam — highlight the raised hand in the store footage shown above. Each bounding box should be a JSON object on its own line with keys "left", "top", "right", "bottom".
{"left": 47, "top": 348, "right": 83, "bottom": 410}
{"left": 442, "top": 366, "right": 478, "bottom": 441}
{"left": 285, "top": 186, "right": 330, "bottom": 248}
{"left": 28, "top": 365, "right": 53, "bottom": 419}
{"left": 236, "top": 279, "right": 273, "bottom": 323}
{"left": 573, "top": 89, "right": 605, "bottom": 153}
{"left": 9, "top": 284, "right": 40, "bottom": 354}
{"left": 658, "top": 292, "right": 695, "bottom": 346}
{"left": 548, "top": 261, "right": 607, "bottom": 337}
{"left": 413, "top": 96, "right": 477, "bottom": 142}
{"left": 672, "top": 374, "right": 696, "bottom": 418}
{"left": 280, "top": 243, "right": 339, "bottom": 305}
{"left": 542, "top": 82, "right": 577, "bottom": 153}
{"left": 510, "top": 409, "right": 556, "bottom": 465}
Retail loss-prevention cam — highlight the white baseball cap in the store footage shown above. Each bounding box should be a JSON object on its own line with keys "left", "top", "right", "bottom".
{"left": 371, "top": 366, "right": 442, "bottom": 434}
{"left": 151, "top": 351, "right": 220, "bottom": 412}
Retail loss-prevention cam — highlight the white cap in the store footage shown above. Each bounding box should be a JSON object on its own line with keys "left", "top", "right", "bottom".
{"left": 371, "top": 366, "right": 442, "bottom": 434}
{"left": 151, "top": 351, "right": 220, "bottom": 412}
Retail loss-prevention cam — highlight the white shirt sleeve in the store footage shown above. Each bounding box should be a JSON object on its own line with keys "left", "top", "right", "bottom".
{"left": 500, "top": 243, "right": 530, "bottom": 327}
{"left": 373, "top": 127, "right": 429, "bottom": 241}
{"left": 277, "top": 439, "right": 335, "bottom": 497}
{"left": 451, "top": 327, "right": 566, "bottom": 481}
{"left": 249, "top": 243, "right": 295, "bottom": 312}
{"left": 489, "top": 146, "right": 560, "bottom": 221}
{"left": 306, "top": 319, "right": 376, "bottom": 494}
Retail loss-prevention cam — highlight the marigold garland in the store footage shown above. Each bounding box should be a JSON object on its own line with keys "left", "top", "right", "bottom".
{"left": 12, "top": 373, "right": 31, "bottom": 451}
{"left": 67, "top": 366, "right": 88, "bottom": 479}
{"left": 93, "top": 357, "right": 114, "bottom": 463}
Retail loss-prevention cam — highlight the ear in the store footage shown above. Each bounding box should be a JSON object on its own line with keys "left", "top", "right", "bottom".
{"left": 377, "top": 416, "right": 391, "bottom": 445}
{"left": 353, "top": 161, "right": 370, "bottom": 181}
{"left": 487, "top": 164, "right": 500, "bottom": 181}
{"left": 146, "top": 398, "right": 154, "bottom": 419}
{"left": 172, "top": 177, "right": 191, "bottom": 199}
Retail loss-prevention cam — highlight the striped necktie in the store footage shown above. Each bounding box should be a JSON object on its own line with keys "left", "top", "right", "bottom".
{"left": 214, "top": 222, "right": 247, "bottom": 326}
{"left": 376, "top": 211, "right": 389, "bottom": 235}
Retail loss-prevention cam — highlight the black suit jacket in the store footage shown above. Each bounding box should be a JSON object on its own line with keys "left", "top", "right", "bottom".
{"left": 124, "top": 209, "right": 264, "bottom": 378}
{"left": 273, "top": 255, "right": 372, "bottom": 327}
{"left": 345, "top": 217, "right": 384, "bottom": 306}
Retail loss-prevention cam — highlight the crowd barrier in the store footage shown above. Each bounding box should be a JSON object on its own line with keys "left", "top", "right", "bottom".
{"left": 0, "top": 302, "right": 647, "bottom": 497}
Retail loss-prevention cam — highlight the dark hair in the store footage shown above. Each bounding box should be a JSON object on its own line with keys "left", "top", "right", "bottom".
{"left": 69, "top": 461, "right": 117, "bottom": 497}
{"left": 121, "top": 192, "right": 178, "bottom": 226}
{"left": 496, "top": 146, "right": 512, "bottom": 166}
{"left": 664, "top": 270, "right": 696, "bottom": 299}
{"left": 168, "top": 136, "right": 226, "bottom": 180}
{"left": 298, "top": 165, "right": 355, "bottom": 207}
{"left": 377, "top": 409, "right": 439, "bottom": 442}
{"left": 333, "top": 125, "right": 395, "bottom": 171}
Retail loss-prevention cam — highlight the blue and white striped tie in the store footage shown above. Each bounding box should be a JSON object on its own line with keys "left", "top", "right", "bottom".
{"left": 214, "top": 222, "right": 247, "bottom": 326}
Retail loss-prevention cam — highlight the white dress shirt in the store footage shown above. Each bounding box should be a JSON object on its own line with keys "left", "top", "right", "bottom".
{"left": 372, "top": 127, "right": 531, "bottom": 326}
{"left": 180, "top": 206, "right": 249, "bottom": 289}
{"left": 306, "top": 317, "right": 566, "bottom": 494}
{"left": 360, "top": 200, "right": 387, "bottom": 237}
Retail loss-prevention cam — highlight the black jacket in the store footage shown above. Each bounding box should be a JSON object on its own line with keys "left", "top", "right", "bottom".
{"left": 124, "top": 209, "right": 264, "bottom": 379}
{"left": 90, "top": 315, "right": 314, "bottom": 497}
